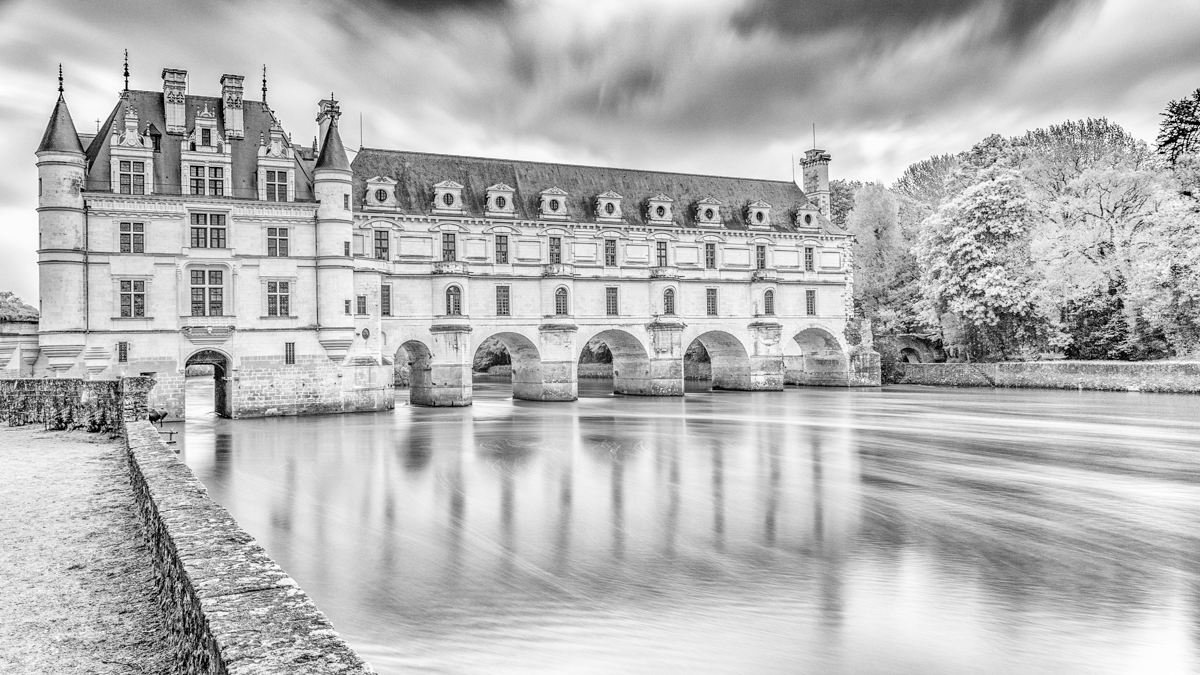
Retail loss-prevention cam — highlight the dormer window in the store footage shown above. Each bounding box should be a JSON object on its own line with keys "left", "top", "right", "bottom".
{"left": 119, "top": 161, "right": 145, "bottom": 195}
{"left": 375, "top": 189, "right": 387, "bottom": 202}
{"left": 539, "top": 187, "right": 569, "bottom": 220}
{"left": 647, "top": 193, "right": 674, "bottom": 225}
{"left": 485, "top": 183, "right": 516, "bottom": 218}
{"left": 365, "top": 176, "right": 397, "bottom": 208}
{"left": 432, "top": 180, "right": 465, "bottom": 215}
{"left": 265, "top": 171, "right": 287, "bottom": 202}
{"left": 695, "top": 197, "right": 722, "bottom": 226}
{"left": 747, "top": 200, "right": 771, "bottom": 229}
{"left": 201, "top": 128, "right": 211, "bottom": 146}
{"left": 595, "top": 191, "right": 623, "bottom": 223}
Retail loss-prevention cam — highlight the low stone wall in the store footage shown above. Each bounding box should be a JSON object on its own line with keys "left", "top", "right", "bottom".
{"left": 683, "top": 361, "right": 710, "bottom": 381}
{"left": 0, "top": 376, "right": 153, "bottom": 435}
{"left": 124, "top": 421, "right": 371, "bottom": 674}
{"left": 578, "top": 363, "right": 613, "bottom": 379}
{"left": 897, "top": 361, "right": 1200, "bottom": 393}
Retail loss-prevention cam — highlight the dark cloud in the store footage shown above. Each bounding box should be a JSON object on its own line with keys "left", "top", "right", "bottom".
{"left": 352, "top": 0, "right": 508, "bottom": 14}
{"left": 732, "top": 0, "right": 1096, "bottom": 44}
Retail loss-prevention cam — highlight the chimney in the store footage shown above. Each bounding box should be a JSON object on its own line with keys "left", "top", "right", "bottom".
{"left": 316, "top": 98, "right": 340, "bottom": 152}
{"left": 220, "top": 74, "right": 245, "bottom": 139}
{"left": 161, "top": 68, "right": 187, "bottom": 135}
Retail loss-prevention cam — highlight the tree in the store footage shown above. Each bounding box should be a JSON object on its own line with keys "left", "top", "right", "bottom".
{"left": 916, "top": 170, "right": 1043, "bottom": 359}
{"left": 828, "top": 179, "right": 863, "bottom": 228}
{"left": 0, "top": 292, "right": 37, "bottom": 321}
{"left": 1156, "top": 89, "right": 1200, "bottom": 165}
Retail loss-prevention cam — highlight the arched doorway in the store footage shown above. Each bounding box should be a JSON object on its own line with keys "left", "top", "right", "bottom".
{"left": 184, "top": 349, "right": 232, "bottom": 418}
{"left": 686, "top": 331, "right": 752, "bottom": 391}
{"left": 578, "top": 330, "right": 653, "bottom": 396}
{"left": 785, "top": 327, "right": 848, "bottom": 386}
{"left": 473, "top": 332, "right": 553, "bottom": 401}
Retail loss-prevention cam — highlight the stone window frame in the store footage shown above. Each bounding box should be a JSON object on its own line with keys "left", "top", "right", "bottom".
{"left": 117, "top": 220, "right": 146, "bottom": 254}
{"left": 494, "top": 234, "right": 510, "bottom": 264}
{"left": 605, "top": 286, "right": 619, "bottom": 317}
{"left": 445, "top": 284, "right": 464, "bottom": 316}
{"left": 260, "top": 276, "right": 297, "bottom": 319}
{"left": 113, "top": 276, "right": 152, "bottom": 320}
{"left": 805, "top": 288, "right": 818, "bottom": 316}
{"left": 553, "top": 286, "right": 570, "bottom": 316}
{"left": 706, "top": 287, "right": 719, "bottom": 317}
{"left": 662, "top": 287, "right": 676, "bottom": 316}
{"left": 284, "top": 342, "right": 296, "bottom": 365}
{"left": 374, "top": 229, "right": 391, "bottom": 261}
{"left": 188, "top": 211, "right": 230, "bottom": 250}
{"left": 185, "top": 264, "right": 232, "bottom": 318}
{"left": 496, "top": 285, "right": 511, "bottom": 316}
{"left": 762, "top": 288, "right": 775, "bottom": 316}
{"left": 704, "top": 242, "right": 718, "bottom": 269}
{"left": 381, "top": 283, "right": 392, "bottom": 317}
{"left": 265, "top": 226, "right": 289, "bottom": 257}
{"left": 356, "top": 294, "right": 368, "bottom": 316}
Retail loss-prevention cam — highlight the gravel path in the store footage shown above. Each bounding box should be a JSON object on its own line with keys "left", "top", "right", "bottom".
{"left": 0, "top": 426, "right": 171, "bottom": 673}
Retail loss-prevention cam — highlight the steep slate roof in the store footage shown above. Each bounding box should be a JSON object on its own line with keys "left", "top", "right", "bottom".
{"left": 38, "top": 94, "right": 85, "bottom": 154}
{"left": 314, "top": 119, "right": 350, "bottom": 171}
{"left": 83, "top": 89, "right": 315, "bottom": 201}
{"left": 352, "top": 148, "right": 846, "bottom": 235}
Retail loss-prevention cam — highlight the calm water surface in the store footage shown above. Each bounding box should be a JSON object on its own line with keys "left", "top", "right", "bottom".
{"left": 176, "top": 377, "right": 1200, "bottom": 674}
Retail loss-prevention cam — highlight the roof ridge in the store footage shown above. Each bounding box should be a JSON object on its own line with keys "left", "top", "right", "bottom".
{"left": 355, "top": 147, "right": 800, "bottom": 188}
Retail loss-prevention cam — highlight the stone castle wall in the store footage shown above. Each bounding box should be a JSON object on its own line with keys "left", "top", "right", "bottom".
{"left": 898, "top": 361, "right": 1200, "bottom": 393}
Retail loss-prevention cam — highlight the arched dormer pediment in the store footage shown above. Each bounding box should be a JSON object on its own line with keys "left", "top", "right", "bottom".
{"left": 748, "top": 235, "right": 777, "bottom": 245}
{"left": 362, "top": 219, "right": 403, "bottom": 232}
{"left": 482, "top": 224, "right": 520, "bottom": 235}
{"left": 538, "top": 226, "right": 572, "bottom": 237}
{"left": 697, "top": 233, "right": 727, "bottom": 243}
{"left": 647, "top": 231, "right": 680, "bottom": 241}
{"left": 428, "top": 221, "right": 470, "bottom": 233}
{"left": 594, "top": 229, "right": 630, "bottom": 239}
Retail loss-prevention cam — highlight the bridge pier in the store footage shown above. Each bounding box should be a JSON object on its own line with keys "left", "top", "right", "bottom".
{"left": 409, "top": 323, "right": 472, "bottom": 407}
{"left": 511, "top": 323, "right": 578, "bottom": 402}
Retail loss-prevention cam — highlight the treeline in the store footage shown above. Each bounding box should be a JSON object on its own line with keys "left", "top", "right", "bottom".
{"left": 838, "top": 89, "right": 1200, "bottom": 362}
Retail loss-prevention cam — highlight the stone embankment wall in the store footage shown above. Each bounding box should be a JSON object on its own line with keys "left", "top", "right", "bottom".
{"left": 0, "top": 376, "right": 153, "bottom": 434}
{"left": 124, "top": 422, "right": 371, "bottom": 674}
{"left": 578, "top": 363, "right": 614, "bottom": 379}
{"left": 898, "top": 361, "right": 1200, "bottom": 393}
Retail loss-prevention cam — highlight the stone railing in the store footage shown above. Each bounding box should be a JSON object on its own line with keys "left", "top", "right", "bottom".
{"left": 124, "top": 421, "right": 372, "bottom": 674}
{"left": 750, "top": 268, "right": 777, "bottom": 282}
{"left": 432, "top": 260, "right": 469, "bottom": 275}
{"left": 542, "top": 263, "right": 576, "bottom": 277}
{"left": 0, "top": 376, "right": 153, "bottom": 435}
{"left": 649, "top": 265, "right": 680, "bottom": 279}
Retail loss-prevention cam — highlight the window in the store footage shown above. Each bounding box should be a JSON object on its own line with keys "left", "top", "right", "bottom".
{"left": 604, "top": 239, "right": 617, "bottom": 267}
{"left": 201, "top": 128, "right": 211, "bottom": 146}
{"left": 344, "top": 299, "right": 351, "bottom": 315}
{"left": 663, "top": 288, "right": 675, "bottom": 315}
{"left": 804, "top": 247, "right": 815, "bottom": 272}
{"left": 445, "top": 286, "right": 462, "bottom": 315}
{"left": 117, "top": 341, "right": 129, "bottom": 363}
{"left": 554, "top": 287, "right": 569, "bottom": 316}
{"left": 265, "top": 170, "right": 287, "bottom": 202}
{"left": 656, "top": 241, "right": 668, "bottom": 267}
{"left": 443, "top": 192, "right": 455, "bottom": 207}
{"left": 496, "top": 286, "right": 510, "bottom": 316}
{"left": 705, "top": 243, "right": 717, "bottom": 269}
{"left": 495, "top": 235, "right": 509, "bottom": 264}
{"left": 344, "top": 241, "right": 351, "bottom": 257}
{"left": 343, "top": 194, "right": 349, "bottom": 210}
{"left": 806, "top": 289, "right": 817, "bottom": 316}
{"left": 442, "top": 233, "right": 456, "bottom": 262}
{"left": 267, "top": 228, "right": 289, "bottom": 257}
{"left": 119, "top": 280, "right": 145, "bottom": 318}
{"left": 266, "top": 281, "right": 291, "bottom": 317}
{"left": 706, "top": 288, "right": 718, "bottom": 316}
{"left": 285, "top": 342, "right": 295, "bottom": 365}
{"left": 118, "top": 161, "right": 145, "bottom": 195}
{"left": 208, "top": 167, "right": 223, "bottom": 197}
{"left": 381, "top": 284, "right": 392, "bottom": 317}
{"left": 189, "top": 270, "right": 223, "bottom": 316}
{"left": 190, "top": 213, "right": 226, "bottom": 248}
{"left": 374, "top": 230, "right": 390, "bottom": 260}
{"left": 763, "top": 289, "right": 775, "bottom": 315}
{"left": 549, "top": 237, "right": 562, "bottom": 264}
{"left": 756, "top": 245, "right": 767, "bottom": 270}
{"left": 190, "top": 166, "right": 205, "bottom": 195}
{"left": 356, "top": 294, "right": 367, "bottom": 315}
{"left": 605, "top": 287, "right": 619, "bottom": 316}
{"left": 119, "top": 222, "right": 144, "bottom": 254}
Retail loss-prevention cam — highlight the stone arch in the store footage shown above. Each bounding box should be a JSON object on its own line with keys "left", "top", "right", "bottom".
{"left": 578, "top": 328, "right": 656, "bottom": 396}
{"left": 184, "top": 348, "right": 233, "bottom": 417}
{"left": 784, "top": 326, "right": 849, "bottom": 386}
{"left": 687, "top": 330, "right": 753, "bottom": 391}
{"left": 472, "top": 331, "right": 552, "bottom": 401}
{"left": 899, "top": 347, "right": 922, "bottom": 363}
{"left": 398, "top": 340, "right": 436, "bottom": 406}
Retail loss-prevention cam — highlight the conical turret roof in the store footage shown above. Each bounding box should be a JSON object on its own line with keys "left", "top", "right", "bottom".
{"left": 37, "top": 93, "right": 84, "bottom": 154}
{"left": 315, "top": 118, "right": 350, "bottom": 171}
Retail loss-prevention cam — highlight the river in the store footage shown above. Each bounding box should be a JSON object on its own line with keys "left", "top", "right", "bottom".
{"left": 177, "top": 377, "right": 1200, "bottom": 674}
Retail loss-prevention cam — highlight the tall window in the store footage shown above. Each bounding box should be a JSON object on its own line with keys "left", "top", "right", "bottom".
{"left": 804, "top": 247, "right": 815, "bottom": 272}
{"left": 663, "top": 288, "right": 675, "bottom": 316}
{"left": 190, "top": 213, "right": 226, "bottom": 248}
{"left": 706, "top": 288, "right": 718, "bottom": 316}
{"left": 344, "top": 299, "right": 351, "bottom": 315}
{"left": 189, "top": 166, "right": 205, "bottom": 195}
{"left": 763, "top": 289, "right": 775, "bottom": 315}
{"left": 265, "top": 170, "right": 287, "bottom": 202}
{"left": 267, "top": 281, "right": 290, "bottom": 317}
{"left": 445, "top": 286, "right": 462, "bottom": 315}
{"left": 119, "top": 280, "right": 145, "bottom": 318}
{"left": 554, "top": 287, "right": 569, "bottom": 316}
{"left": 549, "top": 237, "right": 562, "bottom": 264}
{"left": 190, "top": 270, "right": 224, "bottom": 316}
{"left": 496, "top": 286, "right": 511, "bottom": 316}
{"left": 285, "top": 342, "right": 295, "bottom": 365}
{"left": 656, "top": 241, "right": 668, "bottom": 267}
{"left": 806, "top": 289, "right": 817, "bottom": 316}
{"left": 374, "top": 230, "right": 390, "bottom": 261}
{"left": 119, "top": 222, "right": 144, "bottom": 253}
{"left": 381, "top": 284, "right": 392, "bottom": 317}
{"left": 605, "top": 287, "right": 619, "bottom": 316}
{"left": 208, "top": 167, "right": 224, "bottom": 196}
{"left": 201, "top": 128, "right": 211, "bottom": 146}
{"left": 442, "top": 233, "right": 456, "bottom": 262}
{"left": 756, "top": 245, "right": 767, "bottom": 270}
{"left": 356, "top": 295, "right": 367, "bottom": 315}
{"left": 604, "top": 239, "right": 617, "bottom": 267}
{"left": 117, "top": 341, "right": 129, "bottom": 363}
{"left": 705, "top": 243, "right": 717, "bottom": 269}
{"left": 495, "top": 235, "right": 509, "bottom": 264}
{"left": 118, "top": 161, "right": 145, "bottom": 195}
{"left": 267, "top": 227, "right": 288, "bottom": 257}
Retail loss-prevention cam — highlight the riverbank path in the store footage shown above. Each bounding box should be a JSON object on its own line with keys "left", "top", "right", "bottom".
{"left": 0, "top": 426, "right": 171, "bottom": 673}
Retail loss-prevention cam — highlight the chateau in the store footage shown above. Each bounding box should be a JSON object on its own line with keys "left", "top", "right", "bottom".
{"left": 22, "top": 66, "right": 878, "bottom": 418}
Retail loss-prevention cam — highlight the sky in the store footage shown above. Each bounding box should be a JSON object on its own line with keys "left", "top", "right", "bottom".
{"left": 1, "top": 0, "right": 1198, "bottom": 303}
